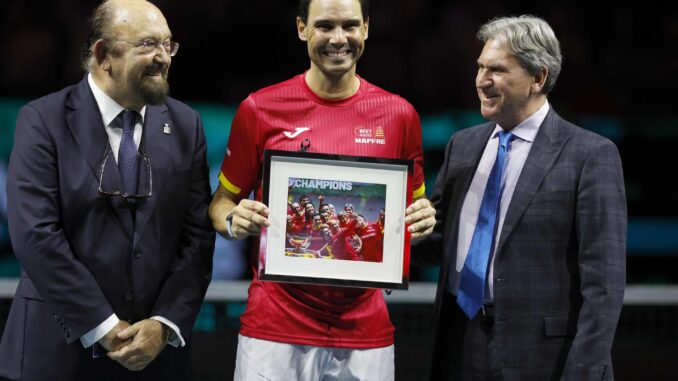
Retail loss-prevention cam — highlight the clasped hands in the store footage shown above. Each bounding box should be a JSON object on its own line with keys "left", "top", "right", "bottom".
{"left": 98, "top": 319, "right": 168, "bottom": 371}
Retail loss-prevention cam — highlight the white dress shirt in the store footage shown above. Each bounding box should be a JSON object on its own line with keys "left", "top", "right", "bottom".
{"left": 448, "top": 101, "right": 550, "bottom": 302}
{"left": 80, "top": 74, "right": 184, "bottom": 348}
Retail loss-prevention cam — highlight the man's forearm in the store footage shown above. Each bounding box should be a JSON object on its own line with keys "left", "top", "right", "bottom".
{"left": 209, "top": 190, "right": 237, "bottom": 237}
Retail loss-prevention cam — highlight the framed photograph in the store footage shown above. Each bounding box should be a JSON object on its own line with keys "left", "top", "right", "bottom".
{"left": 258, "top": 150, "right": 414, "bottom": 289}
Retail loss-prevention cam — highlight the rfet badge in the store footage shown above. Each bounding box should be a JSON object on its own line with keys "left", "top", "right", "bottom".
{"left": 354, "top": 126, "right": 386, "bottom": 145}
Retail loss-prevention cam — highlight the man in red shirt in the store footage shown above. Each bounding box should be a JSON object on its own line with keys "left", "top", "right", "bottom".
{"left": 209, "top": 0, "right": 436, "bottom": 379}
{"left": 355, "top": 214, "right": 383, "bottom": 262}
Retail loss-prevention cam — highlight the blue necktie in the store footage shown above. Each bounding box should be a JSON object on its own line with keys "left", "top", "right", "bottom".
{"left": 457, "top": 130, "right": 513, "bottom": 319}
{"left": 117, "top": 110, "right": 139, "bottom": 196}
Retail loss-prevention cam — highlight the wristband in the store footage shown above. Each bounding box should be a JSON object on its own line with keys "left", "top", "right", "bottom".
{"left": 225, "top": 213, "right": 236, "bottom": 240}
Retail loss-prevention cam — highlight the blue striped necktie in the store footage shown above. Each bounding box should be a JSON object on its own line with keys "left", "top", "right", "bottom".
{"left": 117, "top": 110, "right": 139, "bottom": 196}
{"left": 457, "top": 130, "right": 514, "bottom": 319}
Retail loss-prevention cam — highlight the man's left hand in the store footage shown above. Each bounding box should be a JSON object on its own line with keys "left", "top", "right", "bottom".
{"left": 405, "top": 198, "right": 436, "bottom": 243}
{"left": 107, "top": 319, "right": 168, "bottom": 371}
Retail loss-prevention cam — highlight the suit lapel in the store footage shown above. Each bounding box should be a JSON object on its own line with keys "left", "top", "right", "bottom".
{"left": 65, "top": 77, "right": 108, "bottom": 181}
{"left": 494, "top": 109, "right": 569, "bottom": 255}
{"left": 457, "top": 125, "right": 495, "bottom": 204}
{"left": 442, "top": 124, "right": 494, "bottom": 269}
{"left": 65, "top": 77, "right": 134, "bottom": 234}
{"left": 133, "top": 103, "right": 169, "bottom": 247}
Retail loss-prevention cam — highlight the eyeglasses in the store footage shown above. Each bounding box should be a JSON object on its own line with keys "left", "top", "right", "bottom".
{"left": 113, "top": 38, "right": 179, "bottom": 57}
{"left": 98, "top": 149, "right": 153, "bottom": 200}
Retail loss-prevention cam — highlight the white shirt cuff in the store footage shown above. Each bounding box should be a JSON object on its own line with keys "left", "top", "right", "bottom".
{"left": 80, "top": 314, "right": 119, "bottom": 348}
{"left": 150, "top": 316, "right": 185, "bottom": 347}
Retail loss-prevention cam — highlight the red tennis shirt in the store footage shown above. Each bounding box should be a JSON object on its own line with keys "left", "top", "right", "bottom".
{"left": 219, "top": 74, "right": 425, "bottom": 348}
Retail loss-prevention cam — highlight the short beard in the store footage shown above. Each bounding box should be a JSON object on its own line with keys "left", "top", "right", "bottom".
{"left": 138, "top": 75, "right": 170, "bottom": 105}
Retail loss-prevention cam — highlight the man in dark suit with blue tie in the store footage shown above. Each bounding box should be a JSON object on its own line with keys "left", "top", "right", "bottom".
{"left": 412, "top": 15, "right": 626, "bottom": 380}
{"left": 0, "top": 0, "right": 214, "bottom": 379}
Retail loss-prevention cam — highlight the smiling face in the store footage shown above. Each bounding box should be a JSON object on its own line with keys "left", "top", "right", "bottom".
{"left": 297, "top": 0, "right": 368, "bottom": 81}
{"left": 476, "top": 39, "right": 545, "bottom": 129}
{"left": 312, "top": 215, "right": 323, "bottom": 229}
{"left": 102, "top": 1, "right": 172, "bottom": 109}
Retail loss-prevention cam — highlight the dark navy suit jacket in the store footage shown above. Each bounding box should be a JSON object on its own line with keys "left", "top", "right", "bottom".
{"left": 0, "top": 77, "right": 215, "bottom": 380}
{"left": 415, "top": 109, "right": 627, "bottom": 381}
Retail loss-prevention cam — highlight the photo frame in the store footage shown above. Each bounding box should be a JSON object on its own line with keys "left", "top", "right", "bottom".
{"left": 259, "top": 150, "right": 414, "bottom": 289}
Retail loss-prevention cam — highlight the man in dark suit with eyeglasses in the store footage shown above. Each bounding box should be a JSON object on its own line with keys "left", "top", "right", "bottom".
{"left": 0, "top": 1, "right": 214, "bottom": 379}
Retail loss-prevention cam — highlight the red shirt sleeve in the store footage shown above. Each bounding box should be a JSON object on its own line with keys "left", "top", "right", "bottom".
{"left": 402, "top": 103, "right": 426, "bottom": 198}
{"left": 219, "top": 96, "right": 260, "bottom": 200}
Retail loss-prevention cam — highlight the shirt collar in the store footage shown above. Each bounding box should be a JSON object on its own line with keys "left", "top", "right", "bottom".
{"left": 87, "top": 73, "right": 146, "bottom": 127}
{"left": 493, "top": 101, "right": 550, "bottom": 143}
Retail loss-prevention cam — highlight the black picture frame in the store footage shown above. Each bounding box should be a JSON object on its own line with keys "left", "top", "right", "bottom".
{"left": 258, "top": 150, "right": 414, "bottom": 289}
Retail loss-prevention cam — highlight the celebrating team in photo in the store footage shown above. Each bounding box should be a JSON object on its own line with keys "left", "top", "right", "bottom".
{"left": 284, "top": 179, "right": 386, "bottom": 262}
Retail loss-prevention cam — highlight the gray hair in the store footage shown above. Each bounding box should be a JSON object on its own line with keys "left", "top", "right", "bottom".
{"left": 477, "top": 15, "right": 562, "bottom": 94}
{"left": 81, "top": 1, "right": 118, "bottom": 72}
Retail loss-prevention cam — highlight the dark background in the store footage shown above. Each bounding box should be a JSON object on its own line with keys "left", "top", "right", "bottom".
{"left": 2, "top": 1, "right": 676, "bottom": 224}
{"left": 0, "top": 0, "right": 677, "bottom": 379}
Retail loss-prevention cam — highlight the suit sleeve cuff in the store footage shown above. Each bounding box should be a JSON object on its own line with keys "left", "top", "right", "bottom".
{"left": 80, "top": 314, "right": 119, "bottom": 348}
{"left": 150, "top": 316, "right": 185, "bottom": 347}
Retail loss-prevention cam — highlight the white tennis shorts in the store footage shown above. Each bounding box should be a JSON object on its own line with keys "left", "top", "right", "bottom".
{"left": 234, "top": 334, "right": 395, "bottom": 381}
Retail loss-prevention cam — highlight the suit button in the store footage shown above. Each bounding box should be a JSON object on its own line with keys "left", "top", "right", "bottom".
{"left": 124, "top": 292, "right": 134, "bottom": 302}
{"left": 134, "top": 250, "right": 142, "bottom": 258}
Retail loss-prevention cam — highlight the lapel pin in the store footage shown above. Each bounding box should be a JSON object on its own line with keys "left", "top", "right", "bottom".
{"left": 163, "top": 123, "right": 171, "bottom": 135}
